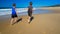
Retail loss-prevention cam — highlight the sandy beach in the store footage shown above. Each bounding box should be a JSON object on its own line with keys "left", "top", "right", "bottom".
{"left": 0, "top": 13, "right": 60, "bottom": 34}
{"left": 0, "top": 7, "right": 60, "bottom": 34}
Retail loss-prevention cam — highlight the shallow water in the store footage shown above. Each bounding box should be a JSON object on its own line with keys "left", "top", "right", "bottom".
{"left": 0, "top": 8, "right": 53, "bottom": 16}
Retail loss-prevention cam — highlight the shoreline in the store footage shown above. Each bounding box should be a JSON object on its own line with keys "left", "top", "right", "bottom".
{"left": 0, "top": 7, "right": 60, "bottom": 16}
{"left": 39, "top": 7, "right": 60, "bottom": 10}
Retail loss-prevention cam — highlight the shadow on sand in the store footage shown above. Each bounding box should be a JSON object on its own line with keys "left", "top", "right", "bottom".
{"left": 12, "top": 16, "right": 34, "bottom": 25}
{"left": 12, "top": 18, "right": 22, "bottom": 25}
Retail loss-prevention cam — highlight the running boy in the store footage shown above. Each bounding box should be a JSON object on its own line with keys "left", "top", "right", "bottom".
{"left": 28, "top": 2, "right": 33, "bottom": 23}
{"left": 11, "top": 3, "right": 18, "bottom": 25}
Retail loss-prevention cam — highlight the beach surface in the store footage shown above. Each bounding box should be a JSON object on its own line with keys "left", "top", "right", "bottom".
{"left": 0, "top": 13, "right": 60, "bottom": 34}
{"left": 0, "top": 7, "right": 60, "bottom": 34}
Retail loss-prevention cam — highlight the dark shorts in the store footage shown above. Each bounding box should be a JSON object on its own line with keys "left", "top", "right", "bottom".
{"left": 28, "top": 11, "right": 32, "bottom": 17}
{"left": 12, "top": 14, "right": 17, "bottom": 18}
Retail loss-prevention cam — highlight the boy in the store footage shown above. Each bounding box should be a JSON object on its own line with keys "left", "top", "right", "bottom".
{"left": 11, "top": 3, "right": 18, "bottom": 25}
{"left": 28, "top": 2, "right": 33, "bottom": 23}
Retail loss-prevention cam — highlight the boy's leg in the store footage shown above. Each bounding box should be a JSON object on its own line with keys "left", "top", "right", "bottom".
{"left": 28, "top": 13, "right": 33, "bottom": 23}
{"left": 11, "top": 17, "right": 17, "bottom": 25}
{"left": 28, "top": 16, "right": 30, "bottom": 22}
{"left": 10, "top": 18, "right": 14, "bottom": 24}
{"left": 14, "top": 17, "right": 18, "bottom": 23}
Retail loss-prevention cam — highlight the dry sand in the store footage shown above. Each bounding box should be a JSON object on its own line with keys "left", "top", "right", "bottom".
{"left": 0, "top": 13, "right": 60, "bottom": 34}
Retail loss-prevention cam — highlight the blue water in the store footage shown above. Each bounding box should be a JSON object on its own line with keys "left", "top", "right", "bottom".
{"left": 18, "top": 9, "right": 53, "bottom": 16}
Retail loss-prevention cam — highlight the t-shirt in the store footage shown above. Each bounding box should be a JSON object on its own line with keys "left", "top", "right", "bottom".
{"left": 12, "top": 7, "right": 16, "bottom": 15}
{"left": 28, "top": 6, "right": 33, "bottom": 12}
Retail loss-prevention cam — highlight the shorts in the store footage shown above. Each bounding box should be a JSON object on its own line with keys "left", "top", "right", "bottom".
{"left": 28, "top": 11, "right": 32, "bottom": 17}
{"left": 12, "top": 14, "right": 17, "bottom": 18}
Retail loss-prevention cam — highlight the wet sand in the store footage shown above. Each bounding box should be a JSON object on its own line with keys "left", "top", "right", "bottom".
{"left": 0, "top": 13, "right": 60, "bottom": 34}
